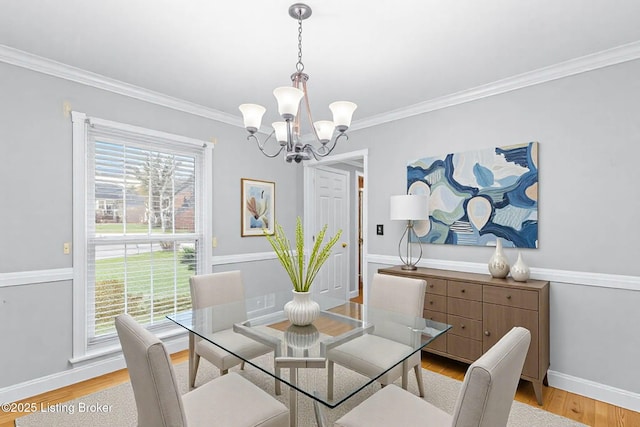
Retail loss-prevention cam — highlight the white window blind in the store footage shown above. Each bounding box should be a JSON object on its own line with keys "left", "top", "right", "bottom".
{"left": 85, "top": 122, "right": 206, "bottom": 345}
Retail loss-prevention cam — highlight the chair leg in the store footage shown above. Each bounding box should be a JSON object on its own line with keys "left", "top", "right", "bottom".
{"left": 414, "top": 364, "right": 425, "bottom": 397}
{"left": 190, "top": 353, "right": 200, "bottom": 390}
{"left": 401, "top": 360, "right": 409, "bottom": 390}
{"left": 275, "top": 367, "right": 282, "bottom": 395}
{"left": 240, "top": 361, "right": 245, "bottom": 370}
{"left": 220, "top": 368, "right": 228, "bottom": 376}
{"left": 327, "top": 360, "right": 334, "bottom": 401}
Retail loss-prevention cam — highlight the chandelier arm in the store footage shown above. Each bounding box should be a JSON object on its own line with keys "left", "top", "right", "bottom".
{"left": 247, "top": 133, "right": 287, "bottom": 158}
{"left": 315, "top": 131, "right": 350, "bottom": 157}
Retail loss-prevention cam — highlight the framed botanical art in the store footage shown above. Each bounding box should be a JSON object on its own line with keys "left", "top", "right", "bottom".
{"left": 241, "top": 178, "right": 275, "bottom": 236}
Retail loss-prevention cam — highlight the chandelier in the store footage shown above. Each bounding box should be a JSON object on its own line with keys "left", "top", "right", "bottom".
{"left": 239, "top": 3, "right": 357, "bottom": 163}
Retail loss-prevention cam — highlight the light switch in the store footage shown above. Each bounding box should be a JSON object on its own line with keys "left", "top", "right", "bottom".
{"left": 212, "top": 237, "right": 218, "bottom": 248}
{"left": 63, "top": 242, "right": 71, "bottom": 254}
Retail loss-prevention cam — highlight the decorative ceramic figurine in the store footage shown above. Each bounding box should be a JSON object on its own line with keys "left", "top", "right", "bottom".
{"left": 488, "top": 239, "right": 510, "bottom": 279}
{"left": 511, "top": 251, "right": 530, "bottom": 282}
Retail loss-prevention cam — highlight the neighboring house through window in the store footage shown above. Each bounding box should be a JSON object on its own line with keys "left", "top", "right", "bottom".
{"left": 71, "top": 112, "right": 212, "bottom": 360}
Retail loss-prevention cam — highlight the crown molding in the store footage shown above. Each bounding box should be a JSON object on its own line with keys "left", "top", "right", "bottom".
{"left": 350, "top": 40, "right": 640, "bottom": 131}
{"left": 2, "top": 41, "right": 640, "bottom": 131}
{"left": 0, "top": 44, "right": 242, "bottom": 127}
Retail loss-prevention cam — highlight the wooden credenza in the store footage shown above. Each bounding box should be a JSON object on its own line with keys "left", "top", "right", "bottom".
{"left": 378, "top": 266, "right": 549, "bottom": 405}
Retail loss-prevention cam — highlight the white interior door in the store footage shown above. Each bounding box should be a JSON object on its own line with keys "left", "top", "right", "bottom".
{"left": 313, "top": 166, "right": 349, "bottom": 300}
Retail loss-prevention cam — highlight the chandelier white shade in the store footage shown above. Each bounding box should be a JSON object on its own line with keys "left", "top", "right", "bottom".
{"left": 239, "top": 3, "right": 357, "bottom": 163}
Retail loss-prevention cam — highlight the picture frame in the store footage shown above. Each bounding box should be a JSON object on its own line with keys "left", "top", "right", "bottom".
{"left": 241, "top": 178, "right": 275, "bottom": 237}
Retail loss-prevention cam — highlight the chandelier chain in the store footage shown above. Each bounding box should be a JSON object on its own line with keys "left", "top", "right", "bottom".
{"left": 296, "top": 12, "right": 304, "bottom": 72}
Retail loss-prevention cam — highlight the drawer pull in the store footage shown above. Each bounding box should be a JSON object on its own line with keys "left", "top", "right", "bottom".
{"left": 461, "top": 289, "right": 466, "bottom": 293}
{"left": 429, "top": 284, "right": 434, "bottom": 288}
{"left": 484, "top": 331, "right": 491, "bottom": 336}
{"left": 460, "top": 324, "right": 466, "bottom": 329}
{"left": 429, "top": 300, "right": 434, "bottom": 305}
{"left": 506, "top": 295, "right": 512, "bottom": 299}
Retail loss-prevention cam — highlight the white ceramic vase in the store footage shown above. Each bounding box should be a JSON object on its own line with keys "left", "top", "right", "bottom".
{"left": 284, "top": 290, "right": 320, "bottom": 326}
{"left": 284, "top": 324, "right": 320, "bottom": 349}
{"left": 511, "top": 251, "right": 530, "bottom": 282}
{"left": 488, "top": 239, "right": 510, "bottom": 279}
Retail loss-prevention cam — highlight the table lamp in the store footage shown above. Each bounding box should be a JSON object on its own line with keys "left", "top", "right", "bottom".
{"left": 390, "top": 194, "right": 429, "bottom": 270}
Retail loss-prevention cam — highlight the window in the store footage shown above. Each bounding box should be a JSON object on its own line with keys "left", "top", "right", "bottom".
{"left": 72, "top": 113, "right": 212, "bottom": 359}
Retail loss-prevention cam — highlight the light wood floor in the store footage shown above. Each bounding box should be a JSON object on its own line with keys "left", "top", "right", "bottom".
{"left": 2, "top": 349, "right": 638, "bottom": 427}
{"left": 3, "top": 303, "right": 639, "bottom": 426}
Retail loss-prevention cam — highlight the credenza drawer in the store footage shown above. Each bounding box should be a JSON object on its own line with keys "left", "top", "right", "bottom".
{"left": 447, "top": 314, "right": 483, "bottom": 340}
{"left": 447, "top": 281, "right": 482, "bottom": 301}
{"left": 425, "top": 278, "right": 447, "bottom": 296}
{"left": 447, "top": 298, "right": 482, "bottom": 320}
{"left": 483, "top": 287, "right": 538, "bottom": 310}
{"left": 424, "top": 294, "right": 447, "bottom": 312}
{"left": 425, "top": 333, "right": 447, "bottom": 352}
{"left": 447, "top": 335, "right": 482, "bottom": 362}
{"left": 423, "top": 309, "right": 447, "bottom": 323}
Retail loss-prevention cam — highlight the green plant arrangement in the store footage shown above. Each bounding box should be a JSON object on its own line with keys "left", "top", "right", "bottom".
{"left": 264, "top": 217, "right": 342, "bottom": 293}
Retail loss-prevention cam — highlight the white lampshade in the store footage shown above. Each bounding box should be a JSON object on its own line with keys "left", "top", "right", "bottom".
{"left": 272, "top": 121, "right": 288, "bottom": 143}
{"left": 329, "top": 101, "right": 357, "bottom": 129}
{"left": 390, "top": 195, "right": 429, "bottom": 220}
{"left": 313, "top": 120, "right": 335, "bottom": 141}
{"left": 273, "top": 87, "right": 304, "bottom": 117}
{"left": 238, "top": 104, "right": 266, "bottom": 130}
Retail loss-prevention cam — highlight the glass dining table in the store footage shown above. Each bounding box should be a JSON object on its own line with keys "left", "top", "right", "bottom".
{"left": 167, "top": 290, "right": 450, "bottom": 427}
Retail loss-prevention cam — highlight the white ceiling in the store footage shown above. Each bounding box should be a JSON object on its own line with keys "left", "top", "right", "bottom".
{"left": 2, "top": 0, "right": 640, "bottom": 127}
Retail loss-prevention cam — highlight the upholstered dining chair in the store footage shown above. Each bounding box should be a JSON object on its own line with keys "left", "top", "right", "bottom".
{"left": 189, "top": 271, "right": 279, "bottom": 393}
{"left": 115, "top": 314, "right": 289, "bottom": 427}
{"left": 333, "top": 326, "right": 531, "bottom": 427}
{"left": 326, "top": 273, "right": 428, "bottom": 400}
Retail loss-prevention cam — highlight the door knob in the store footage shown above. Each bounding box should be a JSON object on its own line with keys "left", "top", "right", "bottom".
{"left": 342, "top": 242, "right": 348, "bottom": 248}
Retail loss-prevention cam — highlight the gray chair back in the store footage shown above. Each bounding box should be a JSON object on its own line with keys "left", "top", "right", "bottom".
{"left": 190, "top": 270, "right": 248, "bottom": 331}
{"left": 190, "top": 270, "right": 245, "bottom": 308}
{"left": 369, "top": 273, "right": 426, "bottom": 316}
{"left": 452, "top": 326, "right": 531, "bottom": 427}
{"left": 115, "top": 314, "right": 186, "bottom": 427}
{"left": 367, "top": 273, "right": 426, "bottom": 344}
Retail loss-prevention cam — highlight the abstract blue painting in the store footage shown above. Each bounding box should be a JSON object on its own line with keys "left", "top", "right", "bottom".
{"left": 407, "top": 142, "right": 538, "bottom": 248}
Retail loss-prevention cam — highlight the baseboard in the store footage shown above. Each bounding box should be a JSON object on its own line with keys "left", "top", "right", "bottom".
{"left": 547, "top": 370, "right": 640, "bottom": 413}
{"left": 0, "top": 335, "right": 188, "bottom": 404}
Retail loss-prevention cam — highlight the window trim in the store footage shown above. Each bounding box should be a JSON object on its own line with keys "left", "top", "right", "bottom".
{"left": 71, "top": 111, "right": 212, "bottom": 361}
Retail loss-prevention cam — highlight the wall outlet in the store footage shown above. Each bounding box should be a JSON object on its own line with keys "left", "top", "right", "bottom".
{"left": 63, "top": 101, "right": 72, "bottom": 118}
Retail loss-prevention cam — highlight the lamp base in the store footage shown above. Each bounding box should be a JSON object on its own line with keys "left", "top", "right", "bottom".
{"left": 401, "top": 264, "right": 418, "bottom": 271}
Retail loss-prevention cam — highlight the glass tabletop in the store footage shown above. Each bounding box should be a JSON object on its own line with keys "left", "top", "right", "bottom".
{"left": 167, "top": 290, "right": 450, "bottom": 409}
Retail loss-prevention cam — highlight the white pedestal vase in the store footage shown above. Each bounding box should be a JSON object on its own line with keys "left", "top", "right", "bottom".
{"left": 511, "top": 251, "right": 531, "bottom": 282}
{"left": 284, "top": 290, "right": 320, "bottom": 326}
{"left": 488, "top": 239, "right": 510, "bottom": 279}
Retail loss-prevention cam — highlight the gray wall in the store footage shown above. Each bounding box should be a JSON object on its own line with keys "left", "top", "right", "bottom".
{"left": 0, "top": 61, "right": 300, "bottom": 388}
{"left": 2, "top": 53, "right": 640, "bottom": 406}
{"left": 345, "top": 59, "right": 640, "bottom": 397}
